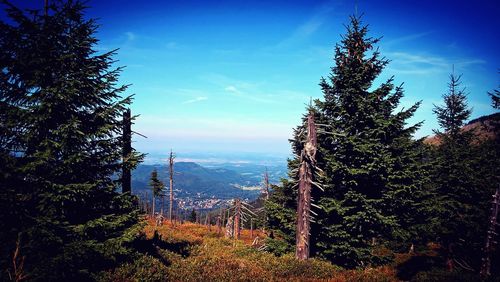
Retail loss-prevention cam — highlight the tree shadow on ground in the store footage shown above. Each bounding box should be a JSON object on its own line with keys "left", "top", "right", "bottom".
{"left": 129, "top": 230, "right": 196, "bottom": 266}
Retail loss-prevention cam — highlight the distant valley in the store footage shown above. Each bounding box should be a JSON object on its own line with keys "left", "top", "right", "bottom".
{"left": 132, "top": 161, "right": 287, "bottom": 210}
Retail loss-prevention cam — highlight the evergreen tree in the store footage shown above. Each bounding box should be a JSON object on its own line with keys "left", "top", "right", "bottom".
{"left": 431, "top": 74, "right": 498, "bottom": 272}
{"left": 189, "top": 209, "right": 197, "bottom": 223}
{"left": 433, "top": 73, "right": 472, "bottom": 138}
{"left": 489, "top": 88, "right": 500, "bottom": 110}
{"left": 488, "top": 72, "right": 499, "bottom": 109}
{"left": 149, "top": 168, "right": 164, "bottom": 216}
{"left": 266, "top": 15, "right": 428, "bottom": 268}
{"left": 0, "top": 1, "right": 143, "bottom": 279}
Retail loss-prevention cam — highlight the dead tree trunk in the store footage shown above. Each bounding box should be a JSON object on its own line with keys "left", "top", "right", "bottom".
{"left": 217, "top": 217, "right": 221, "bottom": 235}
{"left": 122, "top": 109, "right": 132, "bottom": 194}
{"left": 222, "top": 207, "right": 226, "bottom": 227}
{"left": 206, "top": 213, "right": 211, "bottom": 231}
{"left": 234, "top": 199, "right": 242, "bottom": 240}
{"left": 251, "top": 218, "right": 254, "bottom": 239}
{"left": 169, "top": 150, "right": 175, "bottom": 223}
{"left": 218, "top": 209, "right": 223, "bottom": 235}
{"left": 481, "top": 186, "right": 500, "bottom": 278}
{"left": 264, "top": 168, "right": 270, "bottom": 200}
{"left": 263, "top": 168, "right": 270, "bottom": 233}
{"left": 151, "top": 193, "right": 155, "bottom": 218}
{"left": 225, "top": 216, "right": 234, "bottom": 239}
{"left": 295, "top": 112, "right": 317, "bottom": 260}
{"left": 160, "top": 194, "right": 164, "bottom": 216}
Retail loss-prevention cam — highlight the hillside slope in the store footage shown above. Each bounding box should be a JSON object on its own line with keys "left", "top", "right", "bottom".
{"left": 424, "top": 112, "right": 499, "bottom": 145}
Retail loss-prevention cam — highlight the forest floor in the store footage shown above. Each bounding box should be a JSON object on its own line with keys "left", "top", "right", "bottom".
{"left": 99, "top": 218, "right": 406, "bottom": 281}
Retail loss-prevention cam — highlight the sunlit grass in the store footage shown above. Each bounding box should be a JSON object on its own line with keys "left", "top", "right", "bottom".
{"left": 100, "top": 218, "right": 401, "bottom": 281}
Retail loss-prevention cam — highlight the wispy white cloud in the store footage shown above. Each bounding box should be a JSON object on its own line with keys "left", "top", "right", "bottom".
{"left": 165, "top": 41, "right": 177, "bottom": 49}
{"left": 275, "top": 1, "right": 341, "bottom": 48}
{"left": 125, "top": 31, "right": 136, "bottom": 41}
{"left": 202, "top": 73, "right": 276, "bottom": 104}
{"left": 384, "top": 31, "right": 434, "bottom": 46}
{"left": 224, "top": 85, "right": 242, "bottom": 95}
{"left": 386, "top": 52, "right": 486, "bottom": 75}
{"left": 223, "top": 85, "right": 275, "bottom": 104}
{"left": 182, "top": 96, "right": 208, "bottom": 104}
{"left": 164, "top": 41, "right": 187, "bottom": 51}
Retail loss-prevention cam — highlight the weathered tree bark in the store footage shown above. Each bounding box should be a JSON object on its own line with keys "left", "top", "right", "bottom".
{"left": 122, "top": 109, "right": 132, "bottom": 194}
{"left": 480, "top": 187, "right": 500, "bottom": 278}
{"left": 160, "top": 194, "right": 164, "bottom": 216}
{"left": 263, "top": 168, "right": 270, "bottom": 233}
{"left": 225, "top": 216, "right": 234, "bottom": 239}
{"left": 169, "top": 150, "right": 175, "bottom": 222}
{"left": 264, "top": 168, "right": 270, "bottom": 200}
{"left": 218, "top": 209, "right": 223, "bottom": 235}
{"left": 222, "top": 207, "right": 226, "bottom": 227}
{"left": 252, "top": 236, "right": 260, "bottom": 247}
{"left": 216, "top": 216, "right": 221, "bottom": 235}
{"left": 234, "top": 199, "right": 242, "bottom": 240}
{"left": 295, "top": 113, "right": 317, "bottom": 260}
{"left": 206, "top": 213, "right": 211, "bottom": 231}
{"left": 250, "top": 218, "right": 254, "bottom": 239}
{"left": 151, "top": 193, "right": 155, "bottom": 218}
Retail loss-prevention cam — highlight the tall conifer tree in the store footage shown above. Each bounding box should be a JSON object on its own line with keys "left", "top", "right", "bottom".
{"left": 430, "top": 73, "right": 497, "bottom": 271}
{"left": 0, "top": 1, "right": 143, "bottom": 279}
{"left": 149, "top": 168, "right": 164, "bottom": 217}
{"left": 266, "top": 15, "right": 427, "bottom": 267}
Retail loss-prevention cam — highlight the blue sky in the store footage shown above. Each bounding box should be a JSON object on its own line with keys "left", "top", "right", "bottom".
{"left": 7, "top": 0, "right": 500, "bottom": 156}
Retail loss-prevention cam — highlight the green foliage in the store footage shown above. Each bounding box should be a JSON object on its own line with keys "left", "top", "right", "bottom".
{"left": 189, "top": 209, "right": 197, "bottom": 222}
{"left": 488, "top": 72, "right": 499, "bottom": 109}
{"left": 150, "top": 169, "right": 164, "bottom": 197}
{"left": 0, "top": 0, "right": 143, "bottom": 280}
{"left": 266, "top": 15, "right": 428, "bottom": 268}
{"left": 428, "top": 74, "right": 500, "bottom": 273}
{"left": 264, "top": 238, "right": 294, "bottom": 257}
{"left": 433, "top": 74, "right": 472, "bottom": 137}
{"left": 265, "top": 179, "right": 297, "bottom": 249}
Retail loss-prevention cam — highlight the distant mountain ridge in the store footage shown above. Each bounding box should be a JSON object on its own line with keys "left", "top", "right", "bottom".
{"left": 132, "top": 161, "right": 286, "bottom": 201}
{"left": 424, "top": 112, "right": 499, "bottom": 145}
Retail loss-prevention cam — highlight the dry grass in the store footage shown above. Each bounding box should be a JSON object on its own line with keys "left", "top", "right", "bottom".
{"left": 101, "top": 219, "right": 400, "bottom": 282}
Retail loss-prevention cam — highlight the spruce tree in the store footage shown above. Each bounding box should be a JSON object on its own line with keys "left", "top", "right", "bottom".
{"left": 488, "top": 72, "right": 499, "bottom": 109}
{"left": 433, "top": 73, "right": 472, "bottom": 139}
{"left": 266, "top": 15, "right": 427, "bottom": 267}
{"left": 0, "top": 1, "right": 143, "bottom": 279}
{"left": 189, "top": 209, "right": 197, "bottom": 223}
{"left": 149, "top": 168, "right": 164, "bottom": 217}
{"left": 489, "top": 88, "right": 500, "bottom": 110}
{"left": 431, "top": 73, "right": 498, "bottom": 272}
